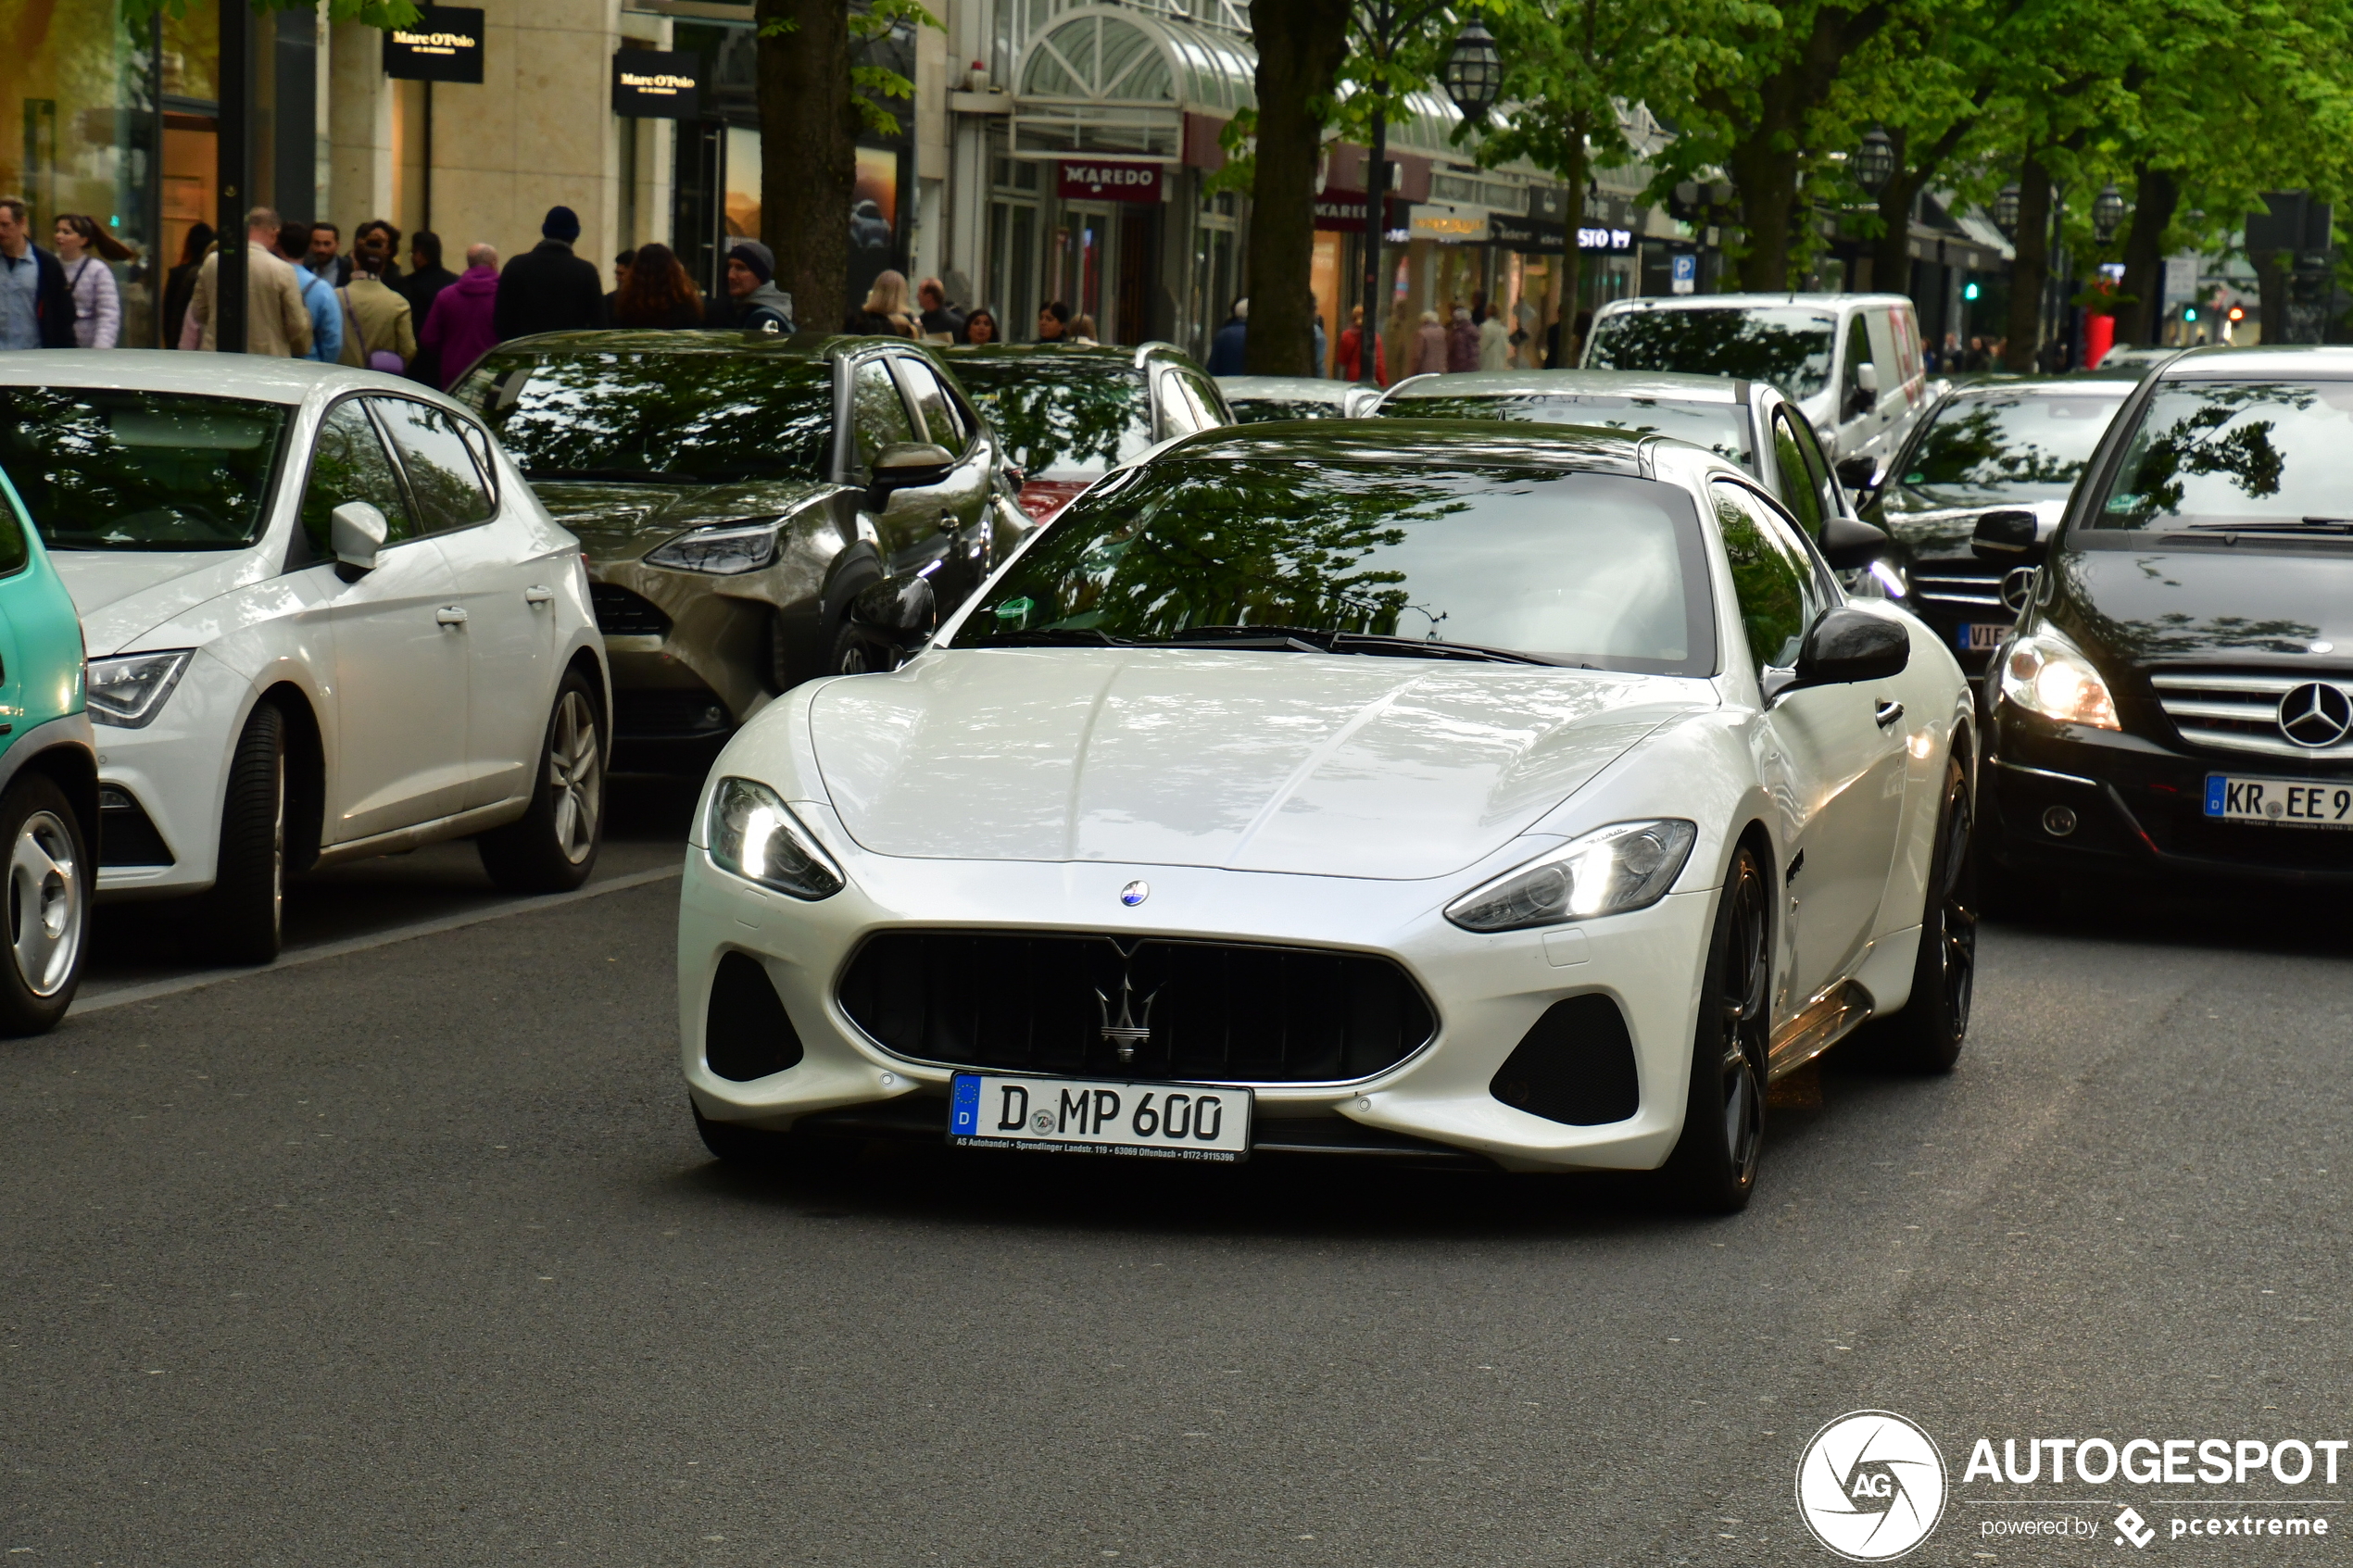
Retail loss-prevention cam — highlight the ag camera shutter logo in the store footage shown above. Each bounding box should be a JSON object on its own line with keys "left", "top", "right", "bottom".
{"left": 1796, "top": 1410, "right": 1948, "bottom": 1561}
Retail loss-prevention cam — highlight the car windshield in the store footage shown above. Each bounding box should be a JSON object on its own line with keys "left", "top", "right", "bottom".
{"left": 457, "top": 353, "right": 833, "bottom": 484}
{"left": 0, "top": 387, "right": 289, "bottom": 551}
{"left": 946, "top": 357, "right": 1155, "bottom": 477}
{"left": 957, "top": 459, "right": 1716, "bottom": 675}
{"left": 1583, "top": 307, "right": 1836, "bottom": 400}
{"left": 1386, "top": 394, "right": 1753, "bottom": 468}
{"left": 2089, "top": 381, "right": 2353, "bottom": 533}
{"left": 1229, "top": 397, "right": 1341, "bottom": 423}
{"left": 1898, "top": 389, "right": 2128, "bottom": 500}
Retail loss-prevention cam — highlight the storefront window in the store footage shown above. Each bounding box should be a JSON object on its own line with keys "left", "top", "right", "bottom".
{"left": 2, "top": 0, "right": 162, "bottom": 345}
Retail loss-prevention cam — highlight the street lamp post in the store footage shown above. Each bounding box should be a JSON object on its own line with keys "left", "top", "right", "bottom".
{"left": 1352, "top": 7, "right": 1503, "bottom": 384}
{"left": 2094, "top": 182, "right": 2127, "bottom": 244}
{"left": 1852, "top": 127, "right": 1895, "bottom": 196}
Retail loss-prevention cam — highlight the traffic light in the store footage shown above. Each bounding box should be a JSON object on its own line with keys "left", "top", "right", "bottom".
{"left": 1963, "top": 281, "right": 1981, "bottom": 301}
{"left": 2183, "top": 307, "right": 2199, "bottom": 322}
{"left": 2228, "top": 305, "right": 2246, "bottom": 322}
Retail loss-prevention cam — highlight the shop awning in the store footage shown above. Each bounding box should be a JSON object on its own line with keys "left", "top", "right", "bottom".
{"left": 1013, "top": 5, "right": 1255, "bottom": 159}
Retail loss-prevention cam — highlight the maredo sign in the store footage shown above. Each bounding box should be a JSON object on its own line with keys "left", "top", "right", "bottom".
{"left": 1057, "top": 160, "right": 1163, "bottom": 203}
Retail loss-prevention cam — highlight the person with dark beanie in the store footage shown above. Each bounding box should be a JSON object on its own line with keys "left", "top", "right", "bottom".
{"left": 493, "top": 205, "right": 603, "bottom": 342}
{"left": 716, "top": 240, "right": 795, "bottom": 332}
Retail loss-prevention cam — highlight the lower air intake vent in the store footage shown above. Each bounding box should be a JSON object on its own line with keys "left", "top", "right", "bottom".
{"left": 592, "top": 583, "right": 673, "bottom": 638}
{"left": 1490, "top": 994, "right": 1640, "bottom": 1126}
{"left": 838, "top": 932, "right": 1436, "bottom": 1084}
{"left": 704, "top": 952, "right": 804, "bottom": 1082}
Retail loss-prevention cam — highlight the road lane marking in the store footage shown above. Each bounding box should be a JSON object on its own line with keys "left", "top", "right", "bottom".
{"left": 69, "top": 864, "right": 684, "bottom": 1017}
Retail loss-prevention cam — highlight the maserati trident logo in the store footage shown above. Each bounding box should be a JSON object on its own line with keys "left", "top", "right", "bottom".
{"left": 1999, "top": 566, "right": 2038, "bottom": 613}
{"left": 1094, "top": 955, "right": 1158, "bottom": 1065}
{"left": 2276, "top": 681, "right": 2353, "bottom": 748}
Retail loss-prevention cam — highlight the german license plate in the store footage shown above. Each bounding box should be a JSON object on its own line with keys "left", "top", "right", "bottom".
{"left": 2205, "top": 774, "right": 2353, "bottom": 827}
{"left": 950, "top": 1073, "right": 1252, "bottom": 1161}
{"left": 1957, "top": 622, "right": 2007, "bottom": 652}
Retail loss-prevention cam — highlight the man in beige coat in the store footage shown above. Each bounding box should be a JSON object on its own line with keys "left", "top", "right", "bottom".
{"left": 187, "top": 206, "right": 312, "bottom": 356}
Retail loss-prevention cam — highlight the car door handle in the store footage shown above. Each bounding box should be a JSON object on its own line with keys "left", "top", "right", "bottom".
{"left": 524, "top": 584, "right": 554, "bottom": 606}
{"left": 436, "top": 606, "right": 469, "bottom": 627}
{"left": 1874, "top": 699, "right": 1905, "bottom": 728}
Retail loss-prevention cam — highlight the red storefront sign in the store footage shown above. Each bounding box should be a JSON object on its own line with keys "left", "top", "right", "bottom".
{"left": 1057, "top": 160, "right": 1163, "bottom": 202}
{"left": 1314, "top": 194, "right": 1413, "bottom": 234}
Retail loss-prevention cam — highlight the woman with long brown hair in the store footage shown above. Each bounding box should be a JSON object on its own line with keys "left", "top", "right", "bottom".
{"left": 52, "top": 215, "right": 134, "bottom": 348}
{"left": 610, "top": 244, "right": 706, "bottom": 329}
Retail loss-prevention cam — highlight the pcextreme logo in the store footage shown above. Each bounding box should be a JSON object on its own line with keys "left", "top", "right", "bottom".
{"left": 1796, "top": 1411, "right": 1950, "bottom": 1561}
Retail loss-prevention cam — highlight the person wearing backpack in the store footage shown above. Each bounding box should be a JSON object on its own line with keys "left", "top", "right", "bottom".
{"left": 338, "top": 234, "right": 416, "bottom": 373}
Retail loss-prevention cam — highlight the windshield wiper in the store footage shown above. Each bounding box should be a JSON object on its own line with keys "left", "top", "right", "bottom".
{"left": 524, "top": 467, "right": 699, "bottom": 484}
{"left": 2184, "top": 517, "right": 2353, "bottom": 534}
{"left": 969, "top": 627, "right": 1134, "bottom": 647}
{"left": 1328, "top": 632, "right": 1558, "bottom": 666}
{"left": 1146, "top": 624, "right": 1556, "bottom": 665}
{"left": 1151, "top": 624, "right": 1334, "bottom": 654}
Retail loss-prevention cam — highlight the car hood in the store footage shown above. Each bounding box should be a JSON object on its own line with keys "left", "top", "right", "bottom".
{"left": 52, "top": 549, "right": 268, "bottom": 656}
{"left": 807, "top": 649, "right": 1710, "bottom": 878}
{"left": 1877, "top": 494, "right": 2067, "bottom": 562}
{"left": 531, "top": 478, "right": 836, "bottom": 565}
{"left": 2054, "top": 543, "right": 2353, "bottom": 665}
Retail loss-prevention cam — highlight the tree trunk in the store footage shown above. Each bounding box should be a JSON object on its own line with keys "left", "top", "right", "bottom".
{"left": 1557, "top": 138, "right": 1588, "bottom": 356}
{"left": 759, "top": 0, "right": 857, "bottom": 335}
{"left": 2113, "top": 163, "right": 2178, "bottom": 348}
{"left": 1869, "top": 127, "right": 1915, "bottom": 300}
{"left": 2254, "top": 249, "right": 2290, "bottom": 345}
{"left": 1244, "top": 0, "right": 1352, "bottom": 375}
{"left": 2001, "top": 153, "right": 2051, "bottom": 371}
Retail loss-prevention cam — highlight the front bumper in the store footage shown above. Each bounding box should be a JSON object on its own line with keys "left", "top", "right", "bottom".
{"left": 91, "top": 648, "right": 245, "bottom": 898}
{"left": 678, "top": 809, "right": 1718, "bottom": 1173}
{"left": 1989, "top": 702, "right": 2353, "bottom": 884}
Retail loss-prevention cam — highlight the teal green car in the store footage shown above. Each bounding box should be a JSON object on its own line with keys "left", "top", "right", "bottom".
{"left": 0, "top": 465, "right": 94, "bottom": 1033}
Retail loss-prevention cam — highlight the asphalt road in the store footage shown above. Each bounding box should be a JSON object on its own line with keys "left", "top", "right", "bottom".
{"left": 2, "top": 797, "right": 2347, "bottom": 1567}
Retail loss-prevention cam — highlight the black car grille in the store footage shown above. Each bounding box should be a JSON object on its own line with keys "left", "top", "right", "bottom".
{"left": 1908, "top": 559, "right": 2008, "bottom": 614}
{"left": 2148, "top": 668, "right": 2353, "bottom": 762}
{"left": 614, "top": 688, "right": 735, "bottom": 738}
{"left": 837, "top": 931, "right": 1437, "bottom": 1085}
{"left": 592, "top": 583, "right": 673, "bottom": 638}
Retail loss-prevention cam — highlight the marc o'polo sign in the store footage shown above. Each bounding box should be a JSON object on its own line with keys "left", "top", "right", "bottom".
{"left": 1057, "top": 160, "right": 1161, "bottom": 203}
{"left": 383, "top": 6, "right": 484, "bottom": 84}
{"left": 612, "top": 50, "right": 702, "bottom": 119}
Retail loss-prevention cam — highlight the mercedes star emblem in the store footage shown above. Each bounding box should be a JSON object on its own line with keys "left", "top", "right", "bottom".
{"left": 2000, "top": 566, "right": 2039, "bottom": 613}
{"left": 2276, "top": 682, "right": 2353, "bottom": 748}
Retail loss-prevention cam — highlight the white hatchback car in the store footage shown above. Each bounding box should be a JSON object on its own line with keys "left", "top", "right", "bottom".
{"left": 0, "top": 354, "right": 609, "bottom": 961}
{"left": 679, "top": 420, "right": 1976, "bottom": 1210}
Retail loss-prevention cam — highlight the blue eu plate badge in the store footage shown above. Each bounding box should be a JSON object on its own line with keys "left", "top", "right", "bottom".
{"left": 950, "top": 1073, "right": 982, "bottom": 1136}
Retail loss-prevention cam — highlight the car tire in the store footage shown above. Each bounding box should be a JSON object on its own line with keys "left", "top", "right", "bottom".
{"left": 1873, "top": 754, "right": 1977, "bottom": 1073}
{"left": 826, "top": 618, "right": 895, "bottom": 676}
{"left": 206, "top": 701, "right": 289, "bottom": 965}
{"left": 0, "top": 774, "right": 91, "bottom": 1035}
{"left": 478, "top": 671, "right": 605, "bottom": 894}
{"left": 1663, "top": 843, "right": 1769, "bottom": 1213}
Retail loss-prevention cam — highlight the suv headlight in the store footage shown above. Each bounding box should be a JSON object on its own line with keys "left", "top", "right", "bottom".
{"left": 1446, "top": 820, "right": 1698, "bottom": 933}
{"left": 708, "top": 776, "right": 844, "bottom": 899}
{"left": 2000, "top": 628, "right": 2120, "bottom": 729}
{"left": 86, "top": 649, "right": 195, "bottom": 729}
{"left": 645, "top": 518, "right": 782, "bottom": 575}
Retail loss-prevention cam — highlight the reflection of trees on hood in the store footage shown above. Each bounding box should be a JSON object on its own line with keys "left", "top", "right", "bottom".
{"left": 2051, "top": 552, "right": 2319, "bottom": 658}
{"left": 984, "top": 461, "right": 1482, "bottom": 638}
{"left": 953, "top": 362, "right": 1154, "bottom": 475}
{"left": 471, "top": 353, "right": 834, "bottom": 483}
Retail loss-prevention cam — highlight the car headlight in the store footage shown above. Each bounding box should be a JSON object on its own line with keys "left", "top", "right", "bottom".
{"left": 2000, "top": 628, "right": 2120, "bottom": 730}
{"left": 645, "top": 518, "right": 782, "bottom": 575}
{"left": 86, "top": 649, "right": 195, "bottom": 729}
{"left": 1445, "top": 819, "right": 1698, "bottom": 933}
{"left": 707, "top": 776, "right": 844, "bottom": 899}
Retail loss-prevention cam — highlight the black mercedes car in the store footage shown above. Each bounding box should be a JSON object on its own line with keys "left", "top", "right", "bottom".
{"left": 1864, "top": 371, "right": 2138, "bottom": 673}
{"left": 1983, "top": 345, "right": 2353, "bottom": 886}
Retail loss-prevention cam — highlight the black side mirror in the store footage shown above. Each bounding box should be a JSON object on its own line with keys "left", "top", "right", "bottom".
{"left": 1764, "top": 606, "right": 1909, "bottom": 704}
{"left": 1817, "top": 512, "right": 1893, "bottom": 571}
{"left": 1833, "top": 455, "right": 1878, "bottom": 493}
{"left": 1971, "top": 508, "right": 2045, "bottom": 565}
{"left": 867, "top": 441, "right": 957, "bottom": 508}
{"left": 849, "top": 572, "right": 937, "bottom": 651}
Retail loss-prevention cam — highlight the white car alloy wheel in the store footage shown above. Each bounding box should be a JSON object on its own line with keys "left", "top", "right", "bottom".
{"left": 550, "top": 689, "right": 602, "bottom": 865}
{"left": 9, "top": 809, "right": 82, "bottom": 997}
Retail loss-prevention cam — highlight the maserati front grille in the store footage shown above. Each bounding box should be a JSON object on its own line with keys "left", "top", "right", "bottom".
{"left": 837, "top": 931, "right": 1438, "bottom": 1085}
{"left": 2148, "top": 669, "right": 2353, "bottom": 760}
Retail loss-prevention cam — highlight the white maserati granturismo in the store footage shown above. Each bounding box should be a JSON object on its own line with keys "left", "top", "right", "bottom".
{"left": 677, "top": 420, "right": 1977, "bottom": 1210}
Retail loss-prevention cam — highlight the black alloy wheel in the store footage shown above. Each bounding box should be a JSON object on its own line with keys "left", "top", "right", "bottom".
{"left": 1875, "top": 754, "right": 1977, "bottom": 1071}
{"left": 1665, "top": 844, "right": 1770, "bottom": 1211}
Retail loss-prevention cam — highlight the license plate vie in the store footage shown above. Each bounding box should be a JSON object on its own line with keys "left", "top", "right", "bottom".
{"left": 2205, "top": 774, "right": 2353, "bottom": 826}
{"left": 1956, "top": 622, "right": 2008, "bottom": 652}
{"left": 950, "top": 1073, "right": 1252, "bottom": 1162}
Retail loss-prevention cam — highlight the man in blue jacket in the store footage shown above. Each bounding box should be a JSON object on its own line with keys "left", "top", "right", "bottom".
{"left": 273, "top": 221, "right": 342, "bottom": 363}
{"left": 0, "top": 197, "right": 78, "bottom": 349}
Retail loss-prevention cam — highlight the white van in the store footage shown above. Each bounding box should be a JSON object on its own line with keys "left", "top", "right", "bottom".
{"left": 1581, "top": 293, "right": 1930, "bottom": 482}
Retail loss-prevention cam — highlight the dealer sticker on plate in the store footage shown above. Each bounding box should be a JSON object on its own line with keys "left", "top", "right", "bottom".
{"left": 2205, "top": 773, "right": 2353, "bottom": 826}
{"left": 950, "top": 1073, "right": 1252, "bottom": 1161}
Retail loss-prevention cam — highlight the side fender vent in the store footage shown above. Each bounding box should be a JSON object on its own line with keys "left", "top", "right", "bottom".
{"left": 1490, "top": 994, "right": 1640, "bottom": 1126}
{"left": 704, "top": 952, "right": 805, "bottom": 1082}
